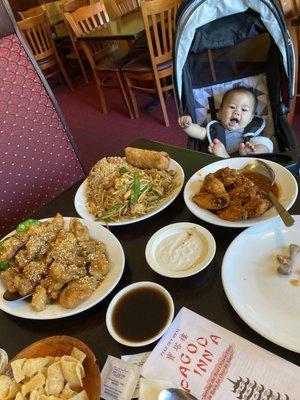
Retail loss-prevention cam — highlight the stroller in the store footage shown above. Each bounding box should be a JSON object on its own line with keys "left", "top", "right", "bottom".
{"left": 173, "top": 0, "right": 300, "bottom": 172}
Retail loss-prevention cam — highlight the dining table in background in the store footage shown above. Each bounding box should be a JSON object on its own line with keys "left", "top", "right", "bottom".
{"left": 78, "top": 8, "right": 145, "bottom": 42}
{"left": 0, "top": 139, "right": 299, "bottom": 374}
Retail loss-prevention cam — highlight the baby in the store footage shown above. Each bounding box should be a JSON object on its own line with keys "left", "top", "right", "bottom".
{"left": 178, "top": 86, "right": 273, "bottom": 158}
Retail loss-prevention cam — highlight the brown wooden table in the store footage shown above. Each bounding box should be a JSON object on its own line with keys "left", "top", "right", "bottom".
{"left": 1, "top": 139, "right": 299, "bottom": 375}
{"left": 78, "top": 9, "right": 145, "bottom": 41}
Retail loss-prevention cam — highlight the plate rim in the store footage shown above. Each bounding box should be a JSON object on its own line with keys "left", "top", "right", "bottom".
{"left": 221, "top": 215, "right": 300, "bottom": 353}
{"left": 74, "top": 158, "right": 185, "bottom": 226}
{"left": 0, "top": 217, "right": 125, "bottom": 320}
{"left": 183, "top": 157, "right": 298, "bottom": 228}
{"left": 145, "top": 222, "right": 216, "bottom": 278}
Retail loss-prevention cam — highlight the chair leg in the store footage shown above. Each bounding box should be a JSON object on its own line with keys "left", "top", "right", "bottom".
{"left": 74, "top": 45, "right": 89, "bottom": 84}
{"left": 116, "top": 71, "right": 134, "bottom": 119}
{"left": 95, "top": 72, "right": 108, "bottom": 113}
{"left": 56, "top": 54, "right": 74, "bottom": 91}
{"left": 154, "top": 75, "right": 170, "bottom": 127}
{"left": 124, "top": 74, "right": 139, "bottom": 119}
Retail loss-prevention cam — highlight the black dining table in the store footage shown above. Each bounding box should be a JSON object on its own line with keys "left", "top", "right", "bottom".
{"left": 1, "top": 138, "right": 299, "bottom": 375}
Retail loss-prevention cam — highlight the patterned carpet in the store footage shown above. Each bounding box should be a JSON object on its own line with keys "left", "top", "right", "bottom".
{"left": 53, "top": 77, "right": 300, "bottom": 171}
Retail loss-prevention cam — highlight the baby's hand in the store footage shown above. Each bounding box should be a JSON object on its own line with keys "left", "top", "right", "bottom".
{"left": 178, "top": 115, "right": 192, "bottom": 128}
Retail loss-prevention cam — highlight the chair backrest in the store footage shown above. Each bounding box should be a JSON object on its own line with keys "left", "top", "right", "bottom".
{"left": 16, "top": 12, "right": 56, "bottom": 62}
{"left": 18, "top": 4, "right": 46, "bottom": 20}
{"left": 64, "top": 1, "right": 116, "bottom": 68}
{"left": 0, "top": 0, "right": 85, "bottom": 235}
{"left": 141, "top": 0, "right": 180, "bottom": 68}
{"left": 60, "top": 0, "right": 89, "bottom": 46}
{"left": 111, "top": 0, "right": 139, "bottom": 17}
{"left": 61, "top": 0, "right": 89, "bottom": 13}
{"left": 279, "top": 0, "right": 300, "bottom": 18}
{"left": 278, "top": 0, "right": 299, "bottom": 124}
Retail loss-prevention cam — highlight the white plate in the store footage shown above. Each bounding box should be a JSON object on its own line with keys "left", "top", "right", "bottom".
{"left": 74, "top": 159, "right": 185, "bottom": 226}
{"left": 183, "top": 157, "right": 298, "bottom": 228}
{"left": 145, "top": 222, "right": 216, "bottom": 278}
{"left": 0, "top": 217, "right": 125, "bottom": 320}
{"left": 222, "top": 215, "right": 300, "bottom": 352}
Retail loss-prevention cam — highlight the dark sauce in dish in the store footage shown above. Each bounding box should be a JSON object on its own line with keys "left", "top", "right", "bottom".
{"left": 242, "top": 171, "right": 279, "bottom": 197}
{"left": 112, "top": 287, "right": 171, "bottom": 342}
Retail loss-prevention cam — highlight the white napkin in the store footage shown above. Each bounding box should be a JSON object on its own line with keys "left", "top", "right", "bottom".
{"left": 138, "top": 378, "right": 174, "bottom": 400}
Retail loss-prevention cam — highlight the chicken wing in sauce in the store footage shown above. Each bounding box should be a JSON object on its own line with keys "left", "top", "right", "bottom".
{"left": 193, "top": 167, "right": 275, "bottom": 221}
{"left": 192, "top": 174, "right": 230, "bottom": 210}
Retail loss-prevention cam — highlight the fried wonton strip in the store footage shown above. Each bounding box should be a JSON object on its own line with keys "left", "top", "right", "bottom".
{"left": 21, "top": 373, "right": 45, "bottom": 397}
{"left": 45, "top": 361, "right": 64, "bottom": 395}
{"left": 22, "top": 357, "right": 49, "bottom": 378}
{"left": 70, "top": 348, "right": 86, "bottom": 364}
{"left": 61, "top": 382, "right": 78, "bottom": 399}
{"left": 61, "top": 358, "right": 82, "bottom": 389}
{"left": 11, "top": 358, "right": 26, "bottom": 383}
{"left": 0, "top": 375, "right": 11, "bottom": 399}
{"left": 61, "top": 356, "right": 84, "bottom": 379}
{"left": 29, "top": 389, "right": 39, "bottom": 400}
{"left": 15, "top": 392, "right": 25, "bottom": 400}
{"left": 70, "top": 390, "right": 89, "bottom": 400}
{"left": 6, "top": 379, "right": 21, "bottom": 399}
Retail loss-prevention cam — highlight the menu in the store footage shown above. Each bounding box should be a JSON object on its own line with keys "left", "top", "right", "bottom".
{"left": 141, "top": 307, "right": 299, "bottom": 399}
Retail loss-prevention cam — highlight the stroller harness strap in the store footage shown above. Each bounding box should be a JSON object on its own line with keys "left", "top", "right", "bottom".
{"left": 206, "top": 116, "right": 266, "bottom": 151}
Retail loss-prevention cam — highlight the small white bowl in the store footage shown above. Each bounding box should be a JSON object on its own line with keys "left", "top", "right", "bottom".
{"left": 145, "top": 222, "right": 216, "bottom": 278}
{"left": 106, "top": 282, "right": 174, "bottom": 347}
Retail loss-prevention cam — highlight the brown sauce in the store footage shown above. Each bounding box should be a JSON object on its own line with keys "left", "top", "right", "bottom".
{"left": 242, "top": 171, "right": 279, "bottom": 197}
{"left": 112, "top": 287, "right": 171, "bottom": 342}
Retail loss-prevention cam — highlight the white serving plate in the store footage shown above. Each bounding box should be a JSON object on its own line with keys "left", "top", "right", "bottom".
{"left": 74, "top": 158, "right": 185, "bottom": 226}
{"left": 183, "top": 157, "right": 298, "bottom": 228}
{"left": 0, "top": 217, "right": 125, "bottom": 320}
{"left": 145, "top": 222, "right": 216, "bottom": 278}
{"left": 222, "top": 215, "right": 300, "bottom": 352}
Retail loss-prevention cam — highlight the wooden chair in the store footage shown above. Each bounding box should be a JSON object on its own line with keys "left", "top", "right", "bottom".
{"left": 17, "top": 12, "right": 73, "bottom": 90}
{"left": 111, "top": 0, "right": 139, "bottom": 16}
{"left": 278, "top": 0, "right": 299, "bottom": 124}
{"left": 122, "top": 0, "right": 181, "bottom": 126}
{"left": 64, "top": 1, "right": 135, "bottom": 117}
{"left": 60, "top": 0, "right": 89, "bottom": 83}
{"left": 111, "top": 0, "right": 147, "bottom": 50}
{"left": 18, "top": 5, "right": 46, "bottom": 20}
{"left": 279, "top": 0, "right": 300, "bottom": 17}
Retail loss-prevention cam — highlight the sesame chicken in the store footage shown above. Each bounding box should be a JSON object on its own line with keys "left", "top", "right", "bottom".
{"left": 0, "top": 215, "right": 110, "bottom": 311}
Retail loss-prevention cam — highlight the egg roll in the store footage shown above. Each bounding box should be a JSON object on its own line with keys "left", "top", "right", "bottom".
{"left": 125, "top": 147, "right": 170, "bottom": 170}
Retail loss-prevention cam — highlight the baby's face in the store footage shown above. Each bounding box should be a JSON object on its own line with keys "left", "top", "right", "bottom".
{"left": 220, "top": 91, "right": 255, "bottom": 131}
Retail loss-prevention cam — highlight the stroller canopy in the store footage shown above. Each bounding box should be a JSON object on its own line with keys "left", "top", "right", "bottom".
{"left": 174, "top": 0, "right": 296, "bottom": 114}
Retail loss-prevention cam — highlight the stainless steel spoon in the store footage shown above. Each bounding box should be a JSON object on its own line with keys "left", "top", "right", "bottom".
{"left": 3, "top": 291, "right": 32, "bottom": 301}
{"left": 159, "top": 388, "right": 198, "bottom": 400}
{"left": 241, "top": 159, "right": 295, "bottom": 227}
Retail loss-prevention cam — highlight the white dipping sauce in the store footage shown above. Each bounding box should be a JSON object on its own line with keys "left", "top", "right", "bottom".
{"left": 156, "top": 228, "right": 205, "bottom": 271}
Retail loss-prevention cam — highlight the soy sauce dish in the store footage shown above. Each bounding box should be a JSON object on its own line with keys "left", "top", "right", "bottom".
{"left": 106, "top": 282, "right": 174, "bottom": 347}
